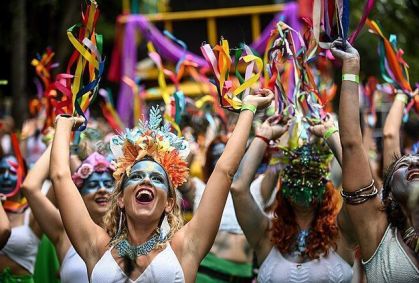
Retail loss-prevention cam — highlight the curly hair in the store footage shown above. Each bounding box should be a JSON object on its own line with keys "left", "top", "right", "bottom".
{"left": 382, "top": 156, "right": 407, "bottom": 232}
{"left": 271, "top": 181, "right": 340, "bottom": 259}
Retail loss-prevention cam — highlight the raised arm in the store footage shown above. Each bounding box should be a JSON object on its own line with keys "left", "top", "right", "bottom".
{"left": 0, "top": 200, "right": 11, "bottom": 249}
{"left": 382, "top": 90, "right": 414, "bottom": 170}
{"left": 260, "top": 169, "right": 280, "bottom": 206}
{"left": 181, "top": 89, "right": 274, "bottom": 262}
{"left": 331, "top": 40, "right": 387, "bottom": 260}
{"left": 21, "top": 145, "right": 70, "bottom": 255}
{"left": 309, "top": 113, "right": 342, "bottom": 166}
{"left": 230, "top": 115, "right": 287, "bottom": 255}
{"left": 49, "top": 116, "right": 108, "bottom": 267}
{"left": 308, "top": 114, "right": 357, "bottom": 248}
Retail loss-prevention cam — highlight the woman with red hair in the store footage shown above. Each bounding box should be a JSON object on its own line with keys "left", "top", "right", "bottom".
{"left": 231, "top": 112, "right": 356, "bottom": 282}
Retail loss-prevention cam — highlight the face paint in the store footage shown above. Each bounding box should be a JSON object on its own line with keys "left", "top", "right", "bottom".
{"left": 125, "top": 160, "right": 169, "bottom": 193}
{"left": 0, "top": 156, "right": 18, "bottom": 195}
{"left": 390, "top": 154, "right": 419, "bottom": 205}
{"left": 80, "top": 172, "right": 114, "bottom": 195}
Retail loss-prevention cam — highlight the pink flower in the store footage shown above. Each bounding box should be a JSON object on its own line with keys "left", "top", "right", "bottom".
{"left": 95, "top": 162, "right": 108, "bottom": 172}
{"left": 73, "top": 176, "right": 84, "bottom": 188}
{"left": 77, "top": 164, "right": 94, "bottom": 179}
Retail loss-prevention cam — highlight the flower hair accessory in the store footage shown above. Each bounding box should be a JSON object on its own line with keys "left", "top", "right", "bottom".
{"left": 110, "top": 106, "right": 190, "bottom": 189}
{"left": 72, "top": 152, "right": 114, "bottom": 188}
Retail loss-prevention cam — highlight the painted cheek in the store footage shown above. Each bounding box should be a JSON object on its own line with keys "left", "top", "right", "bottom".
{"left": 80, "top": 187, "right": 98, "bottom": 195}
{"left": 153, "top": 182, "right": 169, "bottom": 193}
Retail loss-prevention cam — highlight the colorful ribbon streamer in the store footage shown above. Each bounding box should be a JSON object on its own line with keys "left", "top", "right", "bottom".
{"left": 313, "top": 0, "right": 375, "bottom": 48}
{"left": 366, "top": 19, "right": 411, "bottom": 93}
{"left": 31, "top": 48, "right": 59, "bottom": 131}
{"left": 267, "top": 21, "right": 329, "bottom": 148}
{"left": 201, "top": 39, "right": 263, "bottom": 112}
{"left": 54, "top": 1, "right": 105, "bottom": 131}
{"left": 98, "top": 88, "right": 125, "bottom": 133}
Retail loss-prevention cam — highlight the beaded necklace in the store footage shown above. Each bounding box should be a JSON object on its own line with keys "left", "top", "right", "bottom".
{"left": 115, "top": 232, "right": 164, "bottom": 260}
{"left": 292, "top": 229, "right": 310, "bottom": 257}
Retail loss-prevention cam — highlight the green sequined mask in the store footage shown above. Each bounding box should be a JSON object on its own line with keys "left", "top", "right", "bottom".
{"left": 280, "top": 143, "right": 332, "bottom": 207}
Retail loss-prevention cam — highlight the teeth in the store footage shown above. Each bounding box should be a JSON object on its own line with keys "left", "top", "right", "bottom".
{"left": 408, "top": 170, "right": 419, "bottom": 181}
{"left": 136, "top": 189, "right": 154, "bottom": 201}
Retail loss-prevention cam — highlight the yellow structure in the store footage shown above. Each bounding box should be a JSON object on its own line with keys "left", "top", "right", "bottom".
{"left": 118, "top": 4, "right": 285, "bottom": 100}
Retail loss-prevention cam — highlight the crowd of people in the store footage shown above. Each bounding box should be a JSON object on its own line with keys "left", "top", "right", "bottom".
{"left": 0, "top": 8, "right": 418, "bottom": 283}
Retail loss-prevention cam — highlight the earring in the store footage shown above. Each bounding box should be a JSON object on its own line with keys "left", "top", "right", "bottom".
{"left": 116, "top": 209, "right": 124, "bottom": 237}
{"left": 159, "top": 214, "right": 170, "bottom": 240}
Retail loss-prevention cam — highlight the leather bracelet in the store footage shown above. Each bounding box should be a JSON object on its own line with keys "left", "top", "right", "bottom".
{"left": 323, "top": 127, "right": 338, "bottom": 140}
{"left": 241, "top": 104, "right": 257, "bottom": 114}
{"left": 342, "top": 74, "right": 359, "bottom": 84}
{"left": 255, "top": 135, "right": 270, "bottom": 145}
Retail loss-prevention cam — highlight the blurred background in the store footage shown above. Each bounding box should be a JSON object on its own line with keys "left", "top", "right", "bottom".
{"left": 0, "top": 0, "right": 418, "bottom": 129}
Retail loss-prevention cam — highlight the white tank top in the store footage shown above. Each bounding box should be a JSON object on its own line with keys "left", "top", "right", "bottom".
{"left": 0, "top": 211, "right": 40, "bottom": 273}
{"left": 193, "top": 175, "right": 265, "bottom": 234}
{"left": 257, "top": 247, "right": 353, "bottom": 283}
{"left": 90, "top": 244, "right": 185, "bottom": 283}
{"left": 59, "top": 246, "right": 89, "bottom": 283}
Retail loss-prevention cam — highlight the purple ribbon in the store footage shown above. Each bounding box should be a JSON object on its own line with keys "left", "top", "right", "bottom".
{"left": 116, "top": 2, "right": 299, "bottom": 126}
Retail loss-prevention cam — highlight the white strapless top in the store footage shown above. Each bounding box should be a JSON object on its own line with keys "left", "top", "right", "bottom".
{"left": 60, "top": 246, "right": 89, "bottom": 283}
{"left": 90, "top": 244, "right": 185, "bottom": 283}
{"left": 257, "top": 247, "right": 353, "bottom": 283}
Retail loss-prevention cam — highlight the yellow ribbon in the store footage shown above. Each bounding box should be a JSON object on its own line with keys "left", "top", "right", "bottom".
{"left": 164, "top": 114, "right": 181, "bottom": 137}
{"left": 195, "top": 95, "right": 215, "bottom": 109}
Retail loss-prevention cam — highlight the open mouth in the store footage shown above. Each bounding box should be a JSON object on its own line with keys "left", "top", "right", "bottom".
{"left": 135, "top": 188, "right": 155, "bottom": 204}
{"left": 94, "top": 196, "right": 109, "bottom": 206}
{"left": 407, "top": 169, "right": 419, "bottom": 182}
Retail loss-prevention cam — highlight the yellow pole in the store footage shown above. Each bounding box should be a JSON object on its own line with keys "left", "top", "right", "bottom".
{"left": 207, "top": 17, "right": 217, "bottom": 46}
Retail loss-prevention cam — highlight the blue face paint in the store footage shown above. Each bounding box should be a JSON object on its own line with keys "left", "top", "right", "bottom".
{"left": 0, "top": 156, "right": 18, "bottom": 195}
{"left": 80, "top": 171, "right": 114, "bottom": 195}
{"left": 125, "top": 160, "right": 169, "bottom": 193}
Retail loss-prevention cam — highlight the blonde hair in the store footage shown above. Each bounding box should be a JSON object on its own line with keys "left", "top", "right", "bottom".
{"left": 103, "top": 175, "right": 184, "bottom": 249}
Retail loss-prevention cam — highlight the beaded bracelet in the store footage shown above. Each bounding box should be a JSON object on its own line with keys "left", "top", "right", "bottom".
{"left": 323, "top": 127, "right": 338, "bottom": 140}
{"left": 342, "top": 74, "right": 359, "bottom": 84}
{"left": 341, "top": 180, "right": 378, "bottom": 205}
{"left": 241, "top": 104, "right": 257, "bottom": 114}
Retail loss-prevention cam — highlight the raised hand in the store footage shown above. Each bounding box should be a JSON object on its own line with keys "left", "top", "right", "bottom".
{"left": 243, "top": 88, "right": 274, "bottom": 110}
{"left": 330, "top": 39, "right": 360, "bottom": 74}
{"left": 256, "top": 114, "right": 289, "bottom": 141}
{"left": 54, "top": 115, "right": 86, "bottom": 131}
{"left": 308, "top": 113, "right": 337, "bottom": 138}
